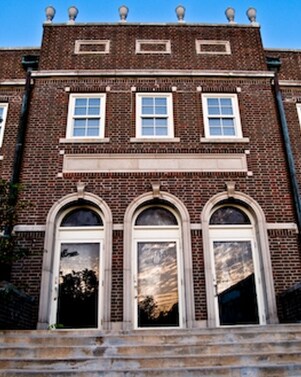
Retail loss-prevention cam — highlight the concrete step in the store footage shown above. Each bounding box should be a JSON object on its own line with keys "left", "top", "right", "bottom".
{"left": 1, "top": 366, "right": 301, "bottom": 377}
{"left": 0, "top": 352, "right": 301, "bottom": 370}
{"left": 0, "top": 325, "right": 300, "bottom": 376}
{"left": 1, "top": 340, "right": 301, "bottom": 359}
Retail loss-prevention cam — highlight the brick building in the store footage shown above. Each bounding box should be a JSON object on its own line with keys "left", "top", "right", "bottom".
{"left": 1, "top": 6, "right": 301, "bottom": 331}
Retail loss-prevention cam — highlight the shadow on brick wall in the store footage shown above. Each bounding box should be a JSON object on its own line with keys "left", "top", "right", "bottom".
{"left": 279, "top": 282, "right": 301, "bottom": 323}
{"left": 0, "top": 282, "right": 37, "bottom": 329}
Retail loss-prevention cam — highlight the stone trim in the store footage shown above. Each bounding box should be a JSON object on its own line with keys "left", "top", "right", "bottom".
{"left": 196, "top": 40, "right": 231, "bottom": 55}
{"left": 136, "top": 39, "right": 171, "bottom": 54}
{"left": 59, "top": 137, "right": 110, "bottom": 143}
{"left": 74, "top": 40, "right": 110, "bottom": 54}
{"left": 62, "top": 153, "right": 247, "bottom": 173}
{"left": 200, "top": 137, "right": 250, "bottom": 143}
{"left": 32, "top": 70, "right": 275, "bottom": 79}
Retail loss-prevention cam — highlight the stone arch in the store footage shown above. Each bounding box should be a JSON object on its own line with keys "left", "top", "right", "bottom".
{"left": 38, "top": 191, "right": 112, "bottom": 329}
{"left": 201, "top": 190, "right": 278, "bottom": 327}
{"left": 123, "top": 191, "right": 195, "bottom": 330}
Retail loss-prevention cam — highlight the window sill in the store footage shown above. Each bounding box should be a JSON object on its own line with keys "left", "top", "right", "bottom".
{"left": 130, "top": 137, "right": 180, "bottom": 143}
{"left": 200, "top": 137, "right": 249, "bottom": 143}
{"left": 59, "top": 137, "right": 110, "bottom": 143}
{"left": 0, "top": 156, "right": 3, "bottom": 160}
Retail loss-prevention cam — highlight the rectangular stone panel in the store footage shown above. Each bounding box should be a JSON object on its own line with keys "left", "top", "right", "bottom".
{"left": 63, "top": 153, "right": 247, "bottom": 173}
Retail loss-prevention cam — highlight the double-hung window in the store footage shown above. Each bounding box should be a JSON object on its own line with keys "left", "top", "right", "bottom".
{"left": 67, "top": 94, "right": 106, "bottom": 139}
{"left": 0, "top": 104, "right": 8, "bottom": 148}
{"left": 136, "top": 93, "right": 174, "bottom": 138}
{"left": 202, "top": 94, "right": 242, "bottom": 139}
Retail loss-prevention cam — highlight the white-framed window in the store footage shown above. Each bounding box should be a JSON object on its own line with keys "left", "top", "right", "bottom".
{"left": 296, "top": 104, "right": 301, "bottom": 129}
{"left": 132, "top": 205, "right": 184, "bottom": 329}
{"left": 0, "top": 103, "right": 8, "bottom": 147}
{"left": 208, "top": 204, "right": 265, "bottom": 326}
{"left": 74, "top": 40, "right": 110, "bottom": 55}
{"left": 50, "top": 206, "right": 105, "bottom": 329}
{"left": 136, "top": 93, "right": 174, "bottom": 138}
{"left": 136, "top": 40, "right": 171, "bottom": 54}
{"left": 196, "top": 40, "right": 231, "bottom": 55}
{"left": 202, "top": 94, "right": 242, "bottom": 138}
{"left": 66, "top": 94, "right": 106, "bottom": 139}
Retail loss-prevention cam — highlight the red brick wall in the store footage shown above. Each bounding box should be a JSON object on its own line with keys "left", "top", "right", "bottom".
{"left": 265, "top": 49, "right": 301, "bottom": 81}
{"left": 0, "top": 49, "right": 40, "bottom": 80}
{"left": 39, "top": 24, "right": 267, "bottom": 72}
{"left": 1, "top": 24, "right": 301, "bottom": 326}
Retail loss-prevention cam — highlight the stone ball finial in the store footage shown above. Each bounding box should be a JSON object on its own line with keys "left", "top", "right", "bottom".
{"left": 247, "top": 7, "right": 257, "bottom": 24}
{"left": 119, "top": 5, "right": 129, "bottom": 22}
{"left": 68, "top": 6, "right": 79, "bottom": 24}
{"left": 175, "top": 5, "right": 186, "bottom": 23}
{"left": 225, "top": 7, "right": 235, "bottom": 23}
{"left": 45, "top": 6, "right": 56, "bottom": 23}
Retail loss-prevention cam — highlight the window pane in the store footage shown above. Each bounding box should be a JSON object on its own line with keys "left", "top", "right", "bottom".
{"left": 142, "top": 106, "right": 154, "bottom": 115}
{"left": 87, "top": 119, "right": 100, "bottom": 127}
{"left": 220, "top": 98, "right": 232, "bottom": 106}
{"left": 87, "top": 107, "right": 100, "bottom": 116}
{"left": 210, "top": 127, "right": 222, "bottom": 135}
{"left": 142, "top": 127, "right": 154, "bottom": 136}
{"left": 223, "top": 127, "right": 235, "bottom": 136}
{"left": 142, "top": 118, "right": 154, "bottom": 126}
{"left": 57, "top": 243, "right": 99, "bottom": 328}
{"left": 73, "top": 128, "right": 85, "bottom": 136}
{"left": 75, "top": 98, "right": 87, "bottom": 107}
{"left": 142, "top": 98, "right": 153, "bottom": 106}
{"left": 155, "top": 98, "right": 167, "bottom": 106}
{"left": 213, "top": 240, "right": 259, "bottom": 325}
{"left": 74, "top": 107, "right": 87, "bottom": 116}
{"left": 209, "top": 118, "right": 221, "bottom": 126}
{"left": 137, "top": 241, "right": 179, "bottom": 327}
{"left": 155, "top": 106, "right": 167, "bottom": 115}
{"left": 88, "top": 98, "right": 100, "bottom": 107}
{"left": 208, "top": 106, "right": 221, "bottom": 115}
{"left": 61, "top": 209, "right": 103, "bottom": 227}
{"left": 135, "top": 207, "right": 178, "bottom": 226}
{"left": 207, "top": 98, "right": 219, "bottom": 106}
{"left": 87, "top": 128, "right": 99, "bottom": 136}
{"left": 156, "top": 127, "right": 168, "bottom": 136}
{"left": 210, "top": 207, "right": 251, "bottom": 225}
{"left": 221, "top": 106, "right": 233, "bottom": 115}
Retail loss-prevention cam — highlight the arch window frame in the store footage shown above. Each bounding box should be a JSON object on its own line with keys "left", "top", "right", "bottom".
{"left": 123, "top": 192, "right": 195, "bottom": 331}
{"left": 201, "top": 192, "right": 278, "bottom": 328}
{"left": 38, "top": 192, "right": 112, "bottom": 330}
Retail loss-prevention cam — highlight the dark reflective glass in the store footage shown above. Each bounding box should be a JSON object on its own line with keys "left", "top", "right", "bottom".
{"left": 137, "top": 241, "right": 179, "bottom": 328}
{"left": 213, "top": 240, "right": 259, "bottom": 325}
{"left": 210, "top": 207, "right": 251, "bottom": 225}
{"left": 57, "top": 243, "right": 99, "bottom": 329}
{"left": 61, "top": 209, "right": 103, "bottom": 227}
{"left": 135, "top": 207, "right": 178, "bottom": 226}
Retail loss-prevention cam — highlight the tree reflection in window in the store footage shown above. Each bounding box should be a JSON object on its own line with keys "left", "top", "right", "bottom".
{"left": 61, "top": 208, "right": 103, "bottom": 227}
{"left": 135, "top": 207, "right": 178, "bottom": 226}
{"left": 210, "top": 206, "right": 251, "bottom": 225}
{"left": 57, "top": 243, "right": 99, "bottom": 329}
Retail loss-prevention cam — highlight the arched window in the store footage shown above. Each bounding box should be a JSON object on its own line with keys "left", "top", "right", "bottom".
{"left": 50, "top": 206, "right": 104, "bottom": 329}
{"left": 132, "top": 205, "right": 183, "bottom": 328}
{"left": 208, "top": 205, "right": 265, "bottom": 326}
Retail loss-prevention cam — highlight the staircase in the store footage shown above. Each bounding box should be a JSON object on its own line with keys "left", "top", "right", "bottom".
{"left": 0, "top": 325, "right": 301, "bottom": 376}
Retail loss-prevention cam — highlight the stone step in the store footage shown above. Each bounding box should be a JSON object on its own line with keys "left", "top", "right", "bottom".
{"left": 1, "top": 325, "right": 301, "bottom": 347}
{"left": 0, "top": 352, "right": 301, "bottom": 371}
{"left": 1, "top": 365, "right": 301, "bottom": 377}
{"left": 1, "top": 340, "right": 301, "bottom": 359}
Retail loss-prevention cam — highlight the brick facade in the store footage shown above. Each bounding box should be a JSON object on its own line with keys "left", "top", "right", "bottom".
{"left": 1, "top": 21, "right": 301, "bottom": 329}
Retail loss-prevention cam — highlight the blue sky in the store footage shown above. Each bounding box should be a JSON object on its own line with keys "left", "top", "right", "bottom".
{"left": 0, "top": 0, "right": 300, "bottom": 49}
